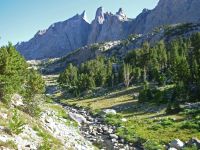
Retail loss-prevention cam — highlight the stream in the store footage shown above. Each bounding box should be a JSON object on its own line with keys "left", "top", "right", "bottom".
{"left": 60, "top": 102, "right": 140, "bottom": 150}
{"left": 44, "top": 74, "right": 141, "bottom": 150}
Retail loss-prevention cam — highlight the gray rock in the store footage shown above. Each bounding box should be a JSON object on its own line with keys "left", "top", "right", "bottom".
{"left": 11, "top": 94, "right": 24, "bottom": 107}
{"left": 107, "top": 128, "right": 114, "bottom": 134}
{"left": 111, "top": 138, "right": 117, "bottom": 143}
{"left": 102, "top": 126, "right": 109, "bottom": 132}
{"left": 168, "top": 148, "right": 177, "bottom": 150}
{"left": 169, "top": 139, "right": 184, "bottom": 150}
{"left": 110, "top": 134, "right": 118, "bottom": 139}
{"left": 88, "top": 7, "right": 131, "bottom": 45}
{"left": 131, "top": 0, "right": 200, "bottom": 34}
{"left": 0, "top": 113, "right": 8, "bottom": 119}
{"left": 68, "top": 112, "right": 88, "bottom": 126}
{"left": 16, "top": 12, "right": 91, "bottom": 60}
{"left": 102, "top": 109, "right": 117, "bottom": 116}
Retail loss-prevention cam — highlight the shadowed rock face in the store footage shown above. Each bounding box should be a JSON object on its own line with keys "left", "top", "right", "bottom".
{"left": 131, "top": 0, "right": 200, "bottom": 34}
{"left": 16, "top": 0, "right": 200, "bottom": 60}
{"left": 16, "top": 12, "right": 91, "bottom": 60}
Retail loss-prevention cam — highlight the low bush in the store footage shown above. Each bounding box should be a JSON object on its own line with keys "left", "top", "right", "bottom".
{"left": 149, "top": 124, "right": 162, "bottom": 131}
{"left": 181, "top": 121, "right": 199, "bottom": 130}
{"left": 182, "top": 145, "right": 198, "bottom": 150}
{"left": 105, "top": 114, "right": 122, "bottom": 126}
{"left": 143, "top": 140, "right": 164, "bottom": 150}
{"left": 159, "top": 118, "right": 175, "bottom": 127}
{"left": 116, "top": 126, "right": 138, "bottom": 143}
{"left": 8, "top": 110, "right": 25, "bottom": 135}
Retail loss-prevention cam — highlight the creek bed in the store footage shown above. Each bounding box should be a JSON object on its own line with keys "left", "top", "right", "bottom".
{"left": 60, "top": 103, "right": 142, "bottom": 150}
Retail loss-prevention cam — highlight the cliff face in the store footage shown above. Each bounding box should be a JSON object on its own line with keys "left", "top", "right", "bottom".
{"left": 88, "top": 7, "right": 132, "bottom": 44}
{"left": 16, "top": 0, "right": 200, "bottom": 60}
{"left": 131, "top": 0, "right": 200, "bottom": 33}
{"left": 16, "top": 12, "right": 91, "bottom": 59}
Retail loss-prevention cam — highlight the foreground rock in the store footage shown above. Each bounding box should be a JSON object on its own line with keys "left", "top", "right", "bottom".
{"left": 40, "top": 109, "right": 94, "bottom": 150}
{"left": 0, "top": 125, "right": 42, "bottom": 150}
{"left": 169, "top": 139, "right": 184, "bottom": 150}
{"left": 0, "top": 107, "right": 94, "bottom": 150}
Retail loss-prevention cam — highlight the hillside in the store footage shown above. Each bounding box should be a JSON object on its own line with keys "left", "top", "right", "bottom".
{"left": 55, "top": 30, "right": 200, "bottom": 149}
{"left": 42, "top": 22, "right": 200, "bottom": 74}
{"left": 0, "top": 45, "right": 93, "bottom": 150}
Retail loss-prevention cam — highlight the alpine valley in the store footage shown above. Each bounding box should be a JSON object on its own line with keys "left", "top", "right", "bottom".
{"left": 0, "top": 0, "right": 200, "bottom": 150}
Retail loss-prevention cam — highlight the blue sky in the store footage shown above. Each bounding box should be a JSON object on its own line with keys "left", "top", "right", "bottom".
{"left": 0, "top": 0, "right": 159, "bottom": 46}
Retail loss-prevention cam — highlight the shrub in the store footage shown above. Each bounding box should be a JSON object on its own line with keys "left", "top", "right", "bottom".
{"left": 8, "top": 110, "right": 25, "bottom": 135}
{"left": 116, "top": 127, "right": 138, "bottom": 143}
{"left": 181, "top": 121, "right": 199, "bottom": 130}
{"left": 138, "top": 89, "right": 152, "bottom": 102}
{"left": 149, "top": 124, "right": 162, "bottom": 131}
{"left": 182, "top": 145, "right": 198, "bottom": 150}
{"left": 159, "top": 118, "right": 174, "bottom": 127}
{"left": 39, "top": 136, "right": 51, "bottom": 150}
{"left": 105, "top": 114, "right": 122, "bottom": 126}
{"left": 138, "top": 88, "right": 165, "bottom": 103}
{"left": 143, "top": 140, "right": 164, "bottom": 150}
{"left": 34, "top": 127, "right": 52, "bottom": 150}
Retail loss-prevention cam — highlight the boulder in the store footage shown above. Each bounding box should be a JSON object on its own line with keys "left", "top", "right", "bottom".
{"left": 111, "top": 138, "right": 117, "bottom": 143}
{"left": 121, "top": 118, "right": 127, "bottom": 122}
{"left": 102, "top": 109, "right": 117, "bottom": 116}
{"left": 68, "top": 112, "right": 88, "bottom": 126}
{"left": 107, "top": 128, "right": 114, "bottom": 134}
{"left": 169, "top": 139, "right": 184, "bottom": 150}
{"left": 110, "top": 134, "right": 118, "bottom": 139}
{"left": 45, "top": 117, "right": 54, "bottom": 123}
{"left": 187, "top": 137, "right": 200, "bottom": 148}
{"left": 168, "top": 148, "right": 177, "bottom": 150}
{"left": 102, "top": 126, "right": 109, "bottom": 132}
{"left": 0, "top": 135, "right": 9, "bottom": 143}
{"left": 11, "top": 94, "right": 24, "bottom": 107}
{"left": 0, "top": 113, "right": 8, "bottom": 119}
{"left": 0, "top": 126, "right": 4, "bottom": 130}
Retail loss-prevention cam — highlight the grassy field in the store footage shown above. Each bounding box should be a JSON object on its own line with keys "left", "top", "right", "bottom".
{"left": 61, "top": 86, "right": 200, "bottom": 148}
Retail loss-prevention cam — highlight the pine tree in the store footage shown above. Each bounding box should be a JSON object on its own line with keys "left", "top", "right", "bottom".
{"left": 24, "top": 69, "right": 45, "bottom": 116}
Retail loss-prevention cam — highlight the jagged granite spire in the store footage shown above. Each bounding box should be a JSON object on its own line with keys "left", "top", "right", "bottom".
{"left": 95, "top": 7, "right": 105, "bottom": 24}
{"left": 116, "top": 8, "right": 125, "bottom": 16}
{"left": 116, "top": 8, "right": 127, "bottom": 20}
{"left": 80, "top": 10, "right": 89, "bottom": 22}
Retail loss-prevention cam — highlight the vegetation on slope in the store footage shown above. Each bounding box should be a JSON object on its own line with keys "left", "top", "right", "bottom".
{"left": 0, "top": 43, "right": 45, "bottom": 116}
{"left": 59, "top": 33, "right": 200, "bottom": 148}
{"left": 0, "top": 43, "right": 64, "bottom": 149}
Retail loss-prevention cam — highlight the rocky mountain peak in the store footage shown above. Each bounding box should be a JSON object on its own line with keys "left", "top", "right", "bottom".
{"left": 116, "top": 8, "right": 127, "bottom": 20}
{"left": 16, "top": 0, "right": 200, "bottom": 60}
{"left": 80, "top": 10, "right": 88, "bottom": 22}
{"left": 116, "top": 8, "right": 125, "bottom": 16}
{"left": 95, "top": 7, "right": 105, "bottom": 24}
{"left": 36, "top": 29, "right": 47, "bottom": 36}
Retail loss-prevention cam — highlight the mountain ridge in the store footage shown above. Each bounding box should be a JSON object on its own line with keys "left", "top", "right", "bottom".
{"left": 16, "top": 0, "right": 200, "bottom": 60}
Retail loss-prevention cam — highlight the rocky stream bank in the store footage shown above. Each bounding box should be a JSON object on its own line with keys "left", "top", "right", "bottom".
{"left": 60, "top": 103, "right": 141, "bottom": 150}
